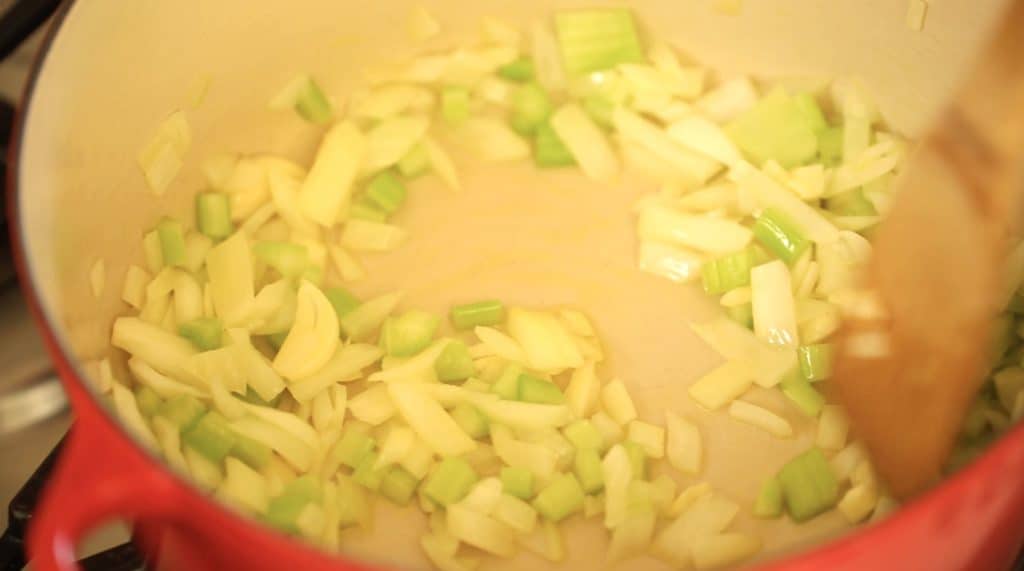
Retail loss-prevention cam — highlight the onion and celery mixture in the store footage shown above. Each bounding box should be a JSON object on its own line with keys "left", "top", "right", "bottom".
{"left": 102, "top": 6, "right": 1023, "bottom": 570}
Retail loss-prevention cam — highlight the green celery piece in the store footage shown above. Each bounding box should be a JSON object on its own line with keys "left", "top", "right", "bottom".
{"left": 623, "top": 441, "right": 647, "bottom": 480}
{"left": 158, "top": 395, "right": 207, "bottom": 432}
{"left": 510, "top": 83, "right": 553, "bottom": 135}
{"left": 518, "top": 374, "right": 566, "bottom": 404}
{"left": 534, "top": 122, "right": 576, "bottom": 168}
{"left": 573, "top": 448, "right": 605, "bottom": 494}
{"left": 293, "top": 77, "right": 332, "bottom": 124}
{"left": 450, "top": 300, "right": 506, "bottom": 330}
{"left": 156, "top": 218, "right": 187, "bottom": 268}
{"left": 353, "top": 452, "right": 385, "bottom": 491}
{"left": 423, "top": 457, "right": 478, "bottom": 506}
{"left": 434, "top": 340, "right": 474, "bottom": 383}
{"left": 182, "top": 411, "right": 238, "bottom": 463}
{"left": 324, "top": 287, "right": 361, "bottom": 320}
{"left": 498, "top": 57, "right": 535, "bottom": 82}
{"left": 134, "top": 386, "right": 163, "bottom": 417}
{"left": 441, "top": 86, "right": 471, "bottom": 125}
{"left": 195, "top": 193, "right": 233, "bottom": 241}
{"left": 753, "top": 477, "right": 783, "bottom": 518}
{"left": 793, "top": 93, "right": 828, "bottom": 133}
{"left": 349, "top": 196, "right": 390, "bottom": 222}
{"left": 798, "top": 344, "right": 834, "bottom": 382}
{"left": 266, "top": 475, "right": 323, "bottom": 533}
{"left": 381, "top": 310, "right": 440, "bottom": 357}
{"left": 701, "top": 249, "right": 754, "bottom": 295}
{"left": 253, "top": 241, "right": 309, "bottom": 278}
{"left": 726, "top": 303, "right": 754, "bottom": 329}
{"left": 563, "top": 419, "right": 603, "bottom": 451}
{"left": 380, "top": 467, "right": 419, "bottom": 505}
{"left": 398, "top": 144, "right": 430, "bottom": 178}
{"left": 451, "top": 403, "right": 490, "bottom": 439}
{"left": 780, "top": 372, "right": 825, "bottom": 417}
{"left": 533, "top": 473, "right": 585, "bottom": 521}
{"left": 726, "top": 90, "right": 820, "bottom": 168}
{"left": 231, "top": 433, "right": 272, "bottom": 470}
{"left": 777, "top": 448, "right": 838, "bottom": 522}
{"left": 178, "top": 317, "right": 223, "bottom": 351}
{"left": 365, "top": 171, "right": 408, "bottom": 214}
{"left": 554, "top": 8, "right": 645, "bottom": 75}
{"left": 331, "top": 430, "right": 376, "bottom": 470}
{"left": 492, "top": 364, "right": 523, "bottom": 400}
{"left": 501, "top": 466, "right": 535, "bottom": 500}
{"left": 826, "top": 188, "right": 877, "bottom": 216}
{"left": 817, "top": 126, "right": 844, "bottom": 166}
{"left": 753, "top": 207, "right": 810, "bottom": 264}
{"left": 581, "top": 94, "right": 615, "bottom": 129}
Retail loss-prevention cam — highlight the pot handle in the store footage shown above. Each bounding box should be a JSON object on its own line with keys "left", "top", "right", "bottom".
{"left": 27, "top": 418, "right": 181, "bottom": 571}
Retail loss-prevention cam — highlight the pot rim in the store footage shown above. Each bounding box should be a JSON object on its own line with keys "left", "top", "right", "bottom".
{"left": 10, "top": 1, "right": 1024, "bottom": 569}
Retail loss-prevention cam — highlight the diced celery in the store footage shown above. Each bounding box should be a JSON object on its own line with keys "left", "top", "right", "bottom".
{"left": 253, "top": 241, "right": 309, "bottom": 278}
{"left": 554, "top": 8, "right": 645, "bottom": 75}
{"left": 798, "top": 344, "right": 834, "bottom": 382}
{"left": 451, "top": 403, "right": 490, "bottom": 439}
{"left": 510, "top": 83, "right": 553, "bottom": 135}
{"left": 780, "top": 372, "right": 825, "bottom": 417}
{"left": 398, "top": 143, "right": 430, "bottom": 178}
{"left": 753, "top": 208, "right": 810, "bottom": 265}
{"left": 726, "top": 90, "right": 821, "bottom": 168}
{"left": 332, "top": 430, "right": 376, "bottom": 470}
{"left": 501, "top": 466, "right": 535, "bottom": 500}
{"left": 324, "top": 287, "right": 360, "bottom": 320}
{"left": 365, "top": 171, "right": 408, "bottom": 214}
{"left": 232, "top": 433, "right": 272, "bottom": 470}
{"left": 435, "top": 341, "right": 474, "bottom": 383}
{"left": 441, "top": 86, "right": 471, "bottom": 125}
{"left": 159, "top": 394, "right": 208, "bottom": 432}
{"left": 533, "top": 473, "right": 585, "bottom": 521}
{"left": 450, "top": 300, "right": 506, "bottom": 330}
{"left": 156, "top": 218, "right": 187, "bottom": 268}
{"left": 288, "top": 76, "right": 333, "bottom": 124}
{"left": 817, "top": 126, "right": 844, "bottom": 166}
{"left": 623, "top": 441, "right": 647, "bottom": 480}
{"left": 353, "top": 452, "right": 386, "bottom": 491}
{"left": 423, "top": 457, "right": 478, "bottom": 506}
{"left": 380, "top": 467, "right": 419, "bottom": 505}
{"left": 753, "top": 477, "right": 783, "bottom": 518}
{"left": 702, "top": 250, "right": 754, "bottom": 295}
{"left": 492, "top": 364, "right": 523, "bottom": 400}
{"left": 178, "top": 317, "right": 222, "bottom": 351}
{"left": 381, "top": 310, "right": 440, "bottom": 357}
{"left": 196, "top": 193, "right": 233, "bottom": 240}
{"left": 777, "top": 448, "right": 838, "bottom": 522}
{"left": 534, "top": 122, "right": 577, "bottom": 168}
{"left": 519, "top": 374, "right": 566, "bottom": 404}
{"left": 581, "top": 94, "right": 614, "bottom": 129}
{"left": 826, "top": 188, "right": 877, "bottom": 216}
{"left": 574, "top": 448, "right": 604, "bottom": 494}
{"left": 499, "top": 57, "right": 535, "bottom": 82}
{"left": 182, "top": 411, "right": 238, "bottom": 463}
{"left": 265, "top": 475, "right": 322, "bottom": 533}
{"left": 349, "top": 196, "right": 390, "bottom": 222}
{"left": 563, "top": 419, "right": 603, "bottom": 451}
{"left": 134, "top": 386, "right": 163, "bottom": 417}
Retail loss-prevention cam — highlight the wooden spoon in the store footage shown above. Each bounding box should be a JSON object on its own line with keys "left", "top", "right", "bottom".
{"left": 834, "top": 0, "right": 1024, "bottom": 499}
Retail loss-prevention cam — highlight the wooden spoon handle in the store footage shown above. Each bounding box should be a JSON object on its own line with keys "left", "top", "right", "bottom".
{"left": 834, "top": 0, "right": 1024, "bottom": 499}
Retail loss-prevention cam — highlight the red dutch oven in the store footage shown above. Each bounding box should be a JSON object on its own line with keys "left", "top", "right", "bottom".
{"left": 10, "top": 0, "right": 1024, "bottom": 569}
